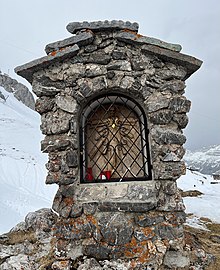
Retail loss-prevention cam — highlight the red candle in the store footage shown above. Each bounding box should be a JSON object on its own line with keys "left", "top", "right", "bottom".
{"left": 104, "top": 171, "right": 111, "bottom": 180}
{"left": 86, "top": 167, "right": 93, "bottom": 181}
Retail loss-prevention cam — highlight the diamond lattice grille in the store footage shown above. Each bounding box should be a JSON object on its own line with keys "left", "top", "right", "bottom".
{"left": 80, "top": 95, "right": 151, "bottom": 183}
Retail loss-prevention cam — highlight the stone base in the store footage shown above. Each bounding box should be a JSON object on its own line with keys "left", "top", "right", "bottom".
{"left": 0, "top": 208, "right": 213, "bottom": 270}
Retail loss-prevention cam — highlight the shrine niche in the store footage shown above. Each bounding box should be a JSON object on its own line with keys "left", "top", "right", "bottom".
{"left": 80, "top": 94, "right": 152, "bottom": 183}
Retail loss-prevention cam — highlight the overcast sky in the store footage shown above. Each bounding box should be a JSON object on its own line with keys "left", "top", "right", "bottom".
{"left": 1, "top": 0, "right": 219, "bottom": 150}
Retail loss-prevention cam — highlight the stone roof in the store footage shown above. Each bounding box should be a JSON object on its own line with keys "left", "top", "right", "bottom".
{"left": 15, "top": 20, "right": 202, "bottom": 83}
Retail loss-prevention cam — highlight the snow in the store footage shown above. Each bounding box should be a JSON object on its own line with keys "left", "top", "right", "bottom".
{"left": 177, "top": 169, "right": 220, "bottom": 225}
{"left": 0, "top": 86, "right": 57, "bottom": 234}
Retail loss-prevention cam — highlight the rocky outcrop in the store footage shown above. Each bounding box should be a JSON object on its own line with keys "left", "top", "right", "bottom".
{"left": 0, "top": 72, "right": 35, "bottom": 110}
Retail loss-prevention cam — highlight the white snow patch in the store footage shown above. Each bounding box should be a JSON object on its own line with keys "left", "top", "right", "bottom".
{"left": 177, "top": 169, "right": 220, "bottom": 224}
{"left": 0, "top": 86, "right": 57, "bottom": 234}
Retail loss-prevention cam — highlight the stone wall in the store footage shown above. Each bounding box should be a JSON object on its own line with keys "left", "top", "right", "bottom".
{"left": 13, "top": 20, "right": 202, "bottom": 269}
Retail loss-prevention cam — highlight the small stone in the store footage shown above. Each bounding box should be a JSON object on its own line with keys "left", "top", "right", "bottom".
{"left": 41, "top": 137, "right": 71, "bottom": 153}
{"left": 35, "top": 96, "right": 55, "bottom": 114}
{"left": 135, "top": 214, "right": 164, "bottom": 227}
{"left": 162, "top": 152, "right": 181, "bottom": 162}
{"left": 85, "top": 64, "right": 107, "bottom": 78}
{"left": 99, "top": 213, "right": 133, "bottom": 246}
{"left": 65, "top": 149, "right": 78, "bottom": 167}
{"left": 40, "top": 110, "right": 71, "bottom": 135}
{"left": 169, "top": 96, "right": 191, "bottom": 113}
{"left": 149, "top": 109, "right": 173, "bottom": 125}
{"left": 112, "top": 50, "right": 127, "bottom": 60}
{"left": 55, "top": 94, "right": 78, "bottom": 113}
{"left": 107, "top": 60, "right": 131, "bottom": 71}
{"left": 83, "top": 241, "right": 111, "bottom": 260}
{"left": 33, "top": 84, "right": 61, "bottom": 97}
{"left": 163, "top": 251, "right": 190, "bottom": 268}
{"left": 52, "top": 260, "right": 71, "bottom": 270}
{"left": 86, "top": 52, "right": 111, "bottom": 65}
{"left": 84, "top": 44, "right": 98, "bottom": 53}
{"left": 151, "top": 128, "right": 186, "bottom": 145}
{"left": 83, "top": 202, "right": 98, "bottom": 215}
{"left": 160, "top": 80, "right": 185, "bottom": 93}
{"left": 70, "top": 204, "right": 83, "bottom": 218}
{"left": 173, "top": 113, "right": 189, "bottom": 128}
{"left": 120, "top": 76, "right": 135, "bottom": 89}
{"left": 146, "top": 92, "right": 171, "bottom": 113}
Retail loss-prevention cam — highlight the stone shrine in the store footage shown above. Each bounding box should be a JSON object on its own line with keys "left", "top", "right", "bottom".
{"left": 14, "top": 20, "right": 202, "bottom": 269}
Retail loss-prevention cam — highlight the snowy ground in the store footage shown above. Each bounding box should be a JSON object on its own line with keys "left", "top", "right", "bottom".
{"left": 177, "top": 169, "right": 220, "bottom": 227}
{"left": 0, "top": 86, "right": 57, "bottom": 234}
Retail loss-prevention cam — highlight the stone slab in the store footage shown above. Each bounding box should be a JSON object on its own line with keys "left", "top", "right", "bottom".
{"left": 141, "top": 44, "right": 202, "bottom": 79}
{"left": 66, "top": 20, "right": 139, "bottom": 34}
{"left": 15, "top": 44, "right": 80, "bottom": 83}
{"left": 116, "top": 31, "right": 182, "bottom": 52}
{"left": 45, "top": 31, "right": 94, "bottom": 54}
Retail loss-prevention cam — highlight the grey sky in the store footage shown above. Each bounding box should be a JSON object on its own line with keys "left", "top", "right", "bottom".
{"left": 1, "top": 0, "right": 219, "bottom": 150}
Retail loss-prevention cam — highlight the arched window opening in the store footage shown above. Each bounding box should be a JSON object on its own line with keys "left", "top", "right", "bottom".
{"left": 80, "top": 94, "right": 152, "bottom": 183}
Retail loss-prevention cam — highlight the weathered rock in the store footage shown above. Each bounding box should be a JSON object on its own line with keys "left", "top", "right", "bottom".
{"left": 45, "top": 31, "right": 94, "bottom": 54}
{"left": 163, "top": 251, "right": 190, "bottom": 268}
{"left": 99, "top": 213, "right": 133, "bottom": 246}
{"left": 116, "top": 30, "right": 182, "bottom": 52}
{"left": 160, "top": 79, "right": 186, "bottom": 93}
{"left": 66, "top": 20, "right": 139, "bottom": 34}
{"left": 149, "top": 109, "right": 173, "bottom": 125}
{"left": 40, "top": 110, "right": 71, "bottom": 135}
{"left": 107, "top": 60, "right": 132, "bottom": 71}
{"left": 98, "top": 202, "right": 157, "bottom": 212}
{"left": 151, "top": 128, "right": 186, "bottom": 145}
{"left": 173, "top": 113, "right": 189, "bottom": 128}
{"left": 35, "top": 96, "right": 55, "bottom": 113}
{"left": 33, "top": 83, "right": 61, "bottom": 97}
{"left": 146, "top": 92, "right": 171, "bottom": 112}
{"left": 55, "top": 94, "right": 78, "bottom": 113}
{"left": 169, "top": 96, "right": 191, "bottom": 113}
{"left": 0, "top": 73, "right": 35, "bottom": 110}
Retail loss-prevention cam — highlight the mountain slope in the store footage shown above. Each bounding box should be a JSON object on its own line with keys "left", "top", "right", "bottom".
{"left": 177, "top": 169, "right": 220, "bottom": 225}
{"left": 184, "top": 145, "right": 220, "bottom": 175}
{"left": 0, "top": 86, "right": 57, "bottom": 234}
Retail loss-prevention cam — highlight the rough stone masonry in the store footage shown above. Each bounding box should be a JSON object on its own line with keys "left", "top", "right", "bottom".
{"left": 1, "top": 20, "right": 203, "bottom": 269}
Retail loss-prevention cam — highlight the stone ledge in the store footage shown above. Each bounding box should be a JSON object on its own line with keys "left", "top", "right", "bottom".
{"left": 97, "top": 202, "right": 157, "bottom": 212}
{"left": 66, "top": 20, "right": 139, "bottom": 34}
{"left": 141, "top": 44, "right": 203, "bottom": 79}
{"left": 45, "top": 31, "right": 94, "bottom": 54}
{"left": 115, "top": 30, "right": 182, "bottom": 52}
{"left": 15, "top": 44, "right": 80, "bottom": 83}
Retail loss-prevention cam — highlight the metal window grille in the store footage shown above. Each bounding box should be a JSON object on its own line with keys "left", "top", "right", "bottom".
{"left": 80, "top": 94, "right": 152, "bottom": 183}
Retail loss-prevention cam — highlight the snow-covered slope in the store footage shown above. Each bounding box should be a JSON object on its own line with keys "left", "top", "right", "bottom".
{"left": 184, "top": 145, "right": 220, "bottom": 175}
{"left": 177, "top": 169, "right": 220, "bottom": 224}
{"left": 0, "top": 86, "right": 57, "bottom": 234}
